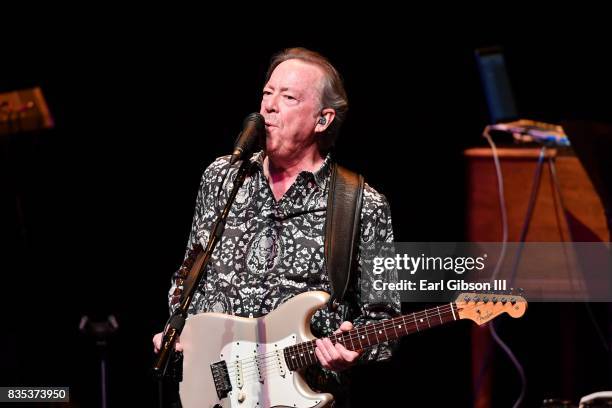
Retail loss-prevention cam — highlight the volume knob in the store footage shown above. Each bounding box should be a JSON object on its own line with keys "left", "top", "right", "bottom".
{"left": 238, "top": 390, "right": 246, "bottom": 403}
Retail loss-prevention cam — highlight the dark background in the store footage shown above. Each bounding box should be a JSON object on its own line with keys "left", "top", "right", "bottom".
{"left": 2, "top": 13, "right": 611, "bottom": 407}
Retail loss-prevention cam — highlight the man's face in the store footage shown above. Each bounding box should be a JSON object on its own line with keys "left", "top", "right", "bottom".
{"left": 260, "top": 59, "right": 324, "bottom": 158}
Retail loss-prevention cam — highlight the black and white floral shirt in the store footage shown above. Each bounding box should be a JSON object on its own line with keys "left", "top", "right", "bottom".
{"left": 168, "top": 151, "right": 400, "bottom": 397}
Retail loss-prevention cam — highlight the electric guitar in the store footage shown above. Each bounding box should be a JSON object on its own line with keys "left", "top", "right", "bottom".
{"left": 178, "top": 291, "right": 527, "bottom": 408}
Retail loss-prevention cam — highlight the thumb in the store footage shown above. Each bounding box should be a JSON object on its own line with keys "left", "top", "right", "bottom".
{"left": 334, "top": 321, "right": 354, "bottom": 334}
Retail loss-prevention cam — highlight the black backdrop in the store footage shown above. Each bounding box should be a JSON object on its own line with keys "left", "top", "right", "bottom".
{"left": 2, "top": 14, "right": 611, "bottom": 407}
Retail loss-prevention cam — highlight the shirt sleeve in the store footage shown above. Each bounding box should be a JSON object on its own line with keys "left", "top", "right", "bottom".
{"left": 351, "top": 186, "right": 401, "bottom": 364}
{"left": 306, "top": 186, "right": 400, "bottom": 395}
{"left": 167, "top": 157, "right": 231, "bottom": 315}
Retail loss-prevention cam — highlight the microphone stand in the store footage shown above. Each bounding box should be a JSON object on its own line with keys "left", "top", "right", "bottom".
{"left": 153, "top": 158, "right": 253, "bottom": 377}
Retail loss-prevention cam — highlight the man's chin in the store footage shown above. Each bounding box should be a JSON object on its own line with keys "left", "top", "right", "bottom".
{"left": 265, "top": 145, "right": 292, "bottom": 163}
{"left": 265, "top": 137, "right": 282, "bottom": 155}
{"left": 264, "top": 146, "right": 279, "bottom": 158}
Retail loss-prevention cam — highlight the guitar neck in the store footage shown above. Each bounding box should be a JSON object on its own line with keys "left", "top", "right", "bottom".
{"left": 283, "top": 302, "right": 459, "bottom": 371}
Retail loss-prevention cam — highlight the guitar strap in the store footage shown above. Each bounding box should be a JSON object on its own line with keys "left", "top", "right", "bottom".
{"left": 324, "top": 163, "right": 365, "bottom": 308}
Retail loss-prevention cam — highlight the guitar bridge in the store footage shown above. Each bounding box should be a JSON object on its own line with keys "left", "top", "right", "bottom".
{"left": 210, "top": 360, "right": 232, "bottom": 399}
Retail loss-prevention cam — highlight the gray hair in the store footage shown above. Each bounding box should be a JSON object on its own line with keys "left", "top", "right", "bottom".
{"left": 265, "top": 47, "right": 349, "bottom": 152}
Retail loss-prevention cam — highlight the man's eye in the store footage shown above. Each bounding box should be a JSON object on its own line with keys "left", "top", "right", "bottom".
{"left": 284, "top": 95, "right": 296, "bottom": 101}
{"left": 263, "top": 91, "right": 272, "bottom": 96}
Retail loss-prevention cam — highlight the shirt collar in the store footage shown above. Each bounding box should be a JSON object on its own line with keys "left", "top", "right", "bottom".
{"left": 311, "top": 153, "right": 333, "bottom": 188}
{"left": 251, "top": 150, "right": 333, "bottom": 189}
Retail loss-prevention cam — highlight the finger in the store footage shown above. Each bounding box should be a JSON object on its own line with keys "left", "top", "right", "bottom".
{"left": 323, "top": 338, "right": 341, "bottom": 362}
{"left": 175, "top": 340, "right": 184, "bottom": 352}
{"left": 335, "top": 343, "right": 359, "bottom": 363}
{"left": 153, "top": 333, "right": 161, "bottom": 353}
{"left": 316, "top": 339, "right": 332, "bottom": 363}
{"left": 315, "top": 346, "right": 330, "bottom": 369}
{"left": 339, "top": 321, "right": 353, "bottom": 332}
{"left": 334, "top": 321, "right": 354, "bottom": 334}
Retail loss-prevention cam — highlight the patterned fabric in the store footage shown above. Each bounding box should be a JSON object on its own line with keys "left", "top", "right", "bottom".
{"left": 168, "top": 151, "right": 400, "bottom": 398}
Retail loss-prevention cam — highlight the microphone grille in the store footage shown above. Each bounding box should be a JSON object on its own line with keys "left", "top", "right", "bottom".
{"left": 244, "top": 112, "right": 265, "bottom": 129}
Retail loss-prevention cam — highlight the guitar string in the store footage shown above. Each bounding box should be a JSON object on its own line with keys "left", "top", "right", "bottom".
{"left": 226, "top": 305, "right": 460, "bottom": 376}
{"left": 226, "top": 304, "right": 460, "bottom": 374}
{"left": 225, "top": 298, "right": 520, "bottom": 377}
{"left": 225, "top": 309, "right": 458, "bottom": 384}
{"left": 225, "top": 300, "right": 522, "bottom": 384}
{"left": 224, "top": 305, "right": 456, "bottom": 374}
{"left": 227, "top": 365, "right": 289, "bottom": 387}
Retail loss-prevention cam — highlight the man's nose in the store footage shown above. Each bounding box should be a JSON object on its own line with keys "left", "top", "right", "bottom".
{"left": 263, "top": 93, "right": 279, "bottom": 112}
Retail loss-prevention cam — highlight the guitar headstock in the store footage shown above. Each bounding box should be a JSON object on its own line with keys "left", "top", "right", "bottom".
{"left": 455, "top": 291, "right": 527, "bottom": 325}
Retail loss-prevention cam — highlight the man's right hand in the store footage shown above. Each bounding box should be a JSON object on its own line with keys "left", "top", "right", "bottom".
{"left": 153, "top": 331, "right": 183, "bottom": 354}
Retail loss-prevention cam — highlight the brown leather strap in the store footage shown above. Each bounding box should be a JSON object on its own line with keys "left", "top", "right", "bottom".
{"left": 324, "top": 163, "right": 365, "bottom": 305}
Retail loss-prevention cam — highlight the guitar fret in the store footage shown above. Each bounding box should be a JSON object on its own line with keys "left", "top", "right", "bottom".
{"left": 296, "top": 344, "right": 304, "bottom": 367}
{"left": 309, "top": 343, "right": 314, "bottom": 363}
{"left": 356, "top": 326, "right": 364, "bottom": 349}
{"left": 339, "top": 333, "right": 352, "bottom": 351}
{"left": 278, "top": 298, "right": 521, "bottom": 374}
{"left": 283, "top": 348, "right": 289, "bottom": 370}
{"left": 296, "top": 344, "right": 304, "bottom": 368}
{"left": 348, "top": 331, "right": 356, "bottom": 350}
{"left": 306, "top": 342, "right": 315, "bottom": 364}
{"left": 285, "top": 302, "right": 471, "bottom": 371}
{"left": 296, "top": 346, "right": 301, "bottom": 370}
{"left": 289, "top": 345, "right": 297, "bottom": 369}
{"left": 300, "top": 343, "right": 306, "bottom": 365}
{"left": 401, "top": 315, "right": 407, "bottom": 335}
{"left": 392, "top": 317, "right": 399, "bottom": 339}
{"left": 285, "top": 347, "right": 295, "bottom": 371}
{"left": 365, "top": 327, "right": 373, "bottom": 348}
{"left": 311, "top": 342, "right": 317, "bottom": 362}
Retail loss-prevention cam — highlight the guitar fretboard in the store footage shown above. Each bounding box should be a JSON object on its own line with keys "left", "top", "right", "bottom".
{"left": 283, "top": 302, "right": 458, "bottom": 371}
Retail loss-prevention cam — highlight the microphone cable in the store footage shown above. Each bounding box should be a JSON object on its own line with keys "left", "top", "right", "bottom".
{"left": 473, "top": 126, "right": 533, "bottom": 408}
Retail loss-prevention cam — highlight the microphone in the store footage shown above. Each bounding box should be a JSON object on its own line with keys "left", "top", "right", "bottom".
{"left": 230, "top": 113, "right": 265, "bottom": 165}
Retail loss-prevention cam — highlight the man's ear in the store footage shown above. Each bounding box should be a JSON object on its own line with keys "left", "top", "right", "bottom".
{"left": 315, "top": 108, "right": 336, "bottom": 134}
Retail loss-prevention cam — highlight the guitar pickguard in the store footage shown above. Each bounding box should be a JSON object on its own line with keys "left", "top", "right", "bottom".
{"left": 179, "top": 291, "right": 334, "bottom": 408}
{"left": 219, "top": 334, "right": 321, "bottom": 408}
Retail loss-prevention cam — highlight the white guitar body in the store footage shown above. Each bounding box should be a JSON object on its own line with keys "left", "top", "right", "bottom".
{"left": 179, "top": 291, "right": 333, "bottom": 408}
{"left": 177, "top": 289, "right": 528, "bottom": 407}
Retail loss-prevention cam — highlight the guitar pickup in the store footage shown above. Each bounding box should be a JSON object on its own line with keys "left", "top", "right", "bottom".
{"left": 254, "top": 355, "right": 264, "bottom": 383}
{"left": 210, "top": 360, "right": 232, "bottom": 399}
{"left": 274, "top": 347, "right": 286, "bottom": 377}
{"left": 234, "top": 360, "right": 243, "bottom": 389}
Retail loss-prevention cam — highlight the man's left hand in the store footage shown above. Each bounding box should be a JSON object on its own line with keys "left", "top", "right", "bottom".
{"left": 315, "top": 321, "right": 362, "bottom": 371}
